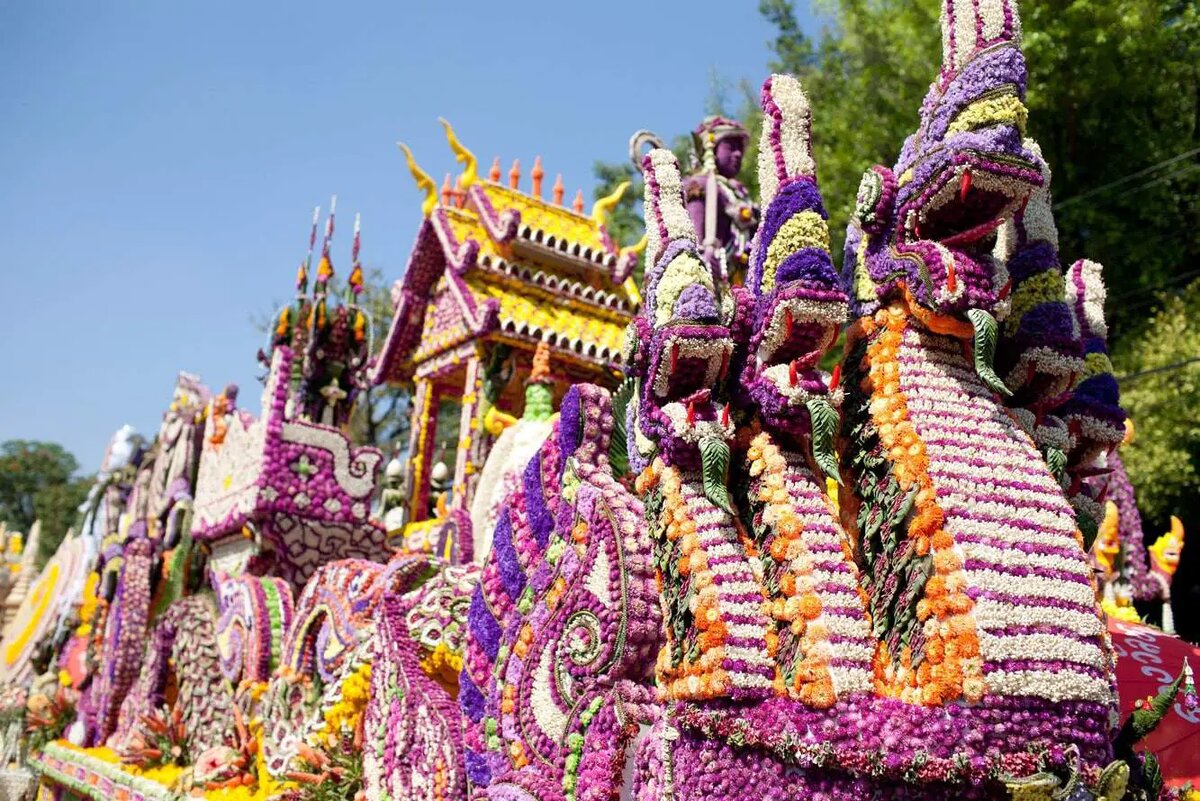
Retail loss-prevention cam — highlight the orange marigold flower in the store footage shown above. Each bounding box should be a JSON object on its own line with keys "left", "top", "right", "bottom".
{"left": 799, "top": 594, "right": 823, "bottom": 620}
{"left": 770, "top": 537, "right": 790, "bottom": 561}
{"left": 932, "top": 550, "right": 961, "bottom": 572}
{"left": 931, "top": 529, "right": 954, "bottom": 551}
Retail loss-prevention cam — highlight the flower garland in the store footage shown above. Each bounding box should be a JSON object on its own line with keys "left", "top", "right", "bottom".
{"left": 852, "top": 306, "right": 983, "bottom": 705}
{"left": 744, "top": 431, "right": 874, "bottom": 707}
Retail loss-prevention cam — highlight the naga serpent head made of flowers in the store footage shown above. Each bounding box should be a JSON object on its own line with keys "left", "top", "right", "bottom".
{"left": 739, "top": 74, "right": 847, "bottom": 459}
{"left": 844, "top": 0, "right": 1043, "bottom": 363}
{"left": 626, "top": 148, "right": 737, "bottom": 474}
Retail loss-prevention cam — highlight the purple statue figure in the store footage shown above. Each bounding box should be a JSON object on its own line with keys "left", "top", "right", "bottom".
{"left": 631, "top": 116, "right": 759, "bottom": 284}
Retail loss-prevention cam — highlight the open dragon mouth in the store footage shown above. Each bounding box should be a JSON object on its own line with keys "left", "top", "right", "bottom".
{"left": 915, "top": 161, "right": 1030, "bottom": 250}
{"left": 650, "top": 326, "right": 733, "bottom": 404}
{"left": 753, "top": 297, "right": 844, "bottom": 402}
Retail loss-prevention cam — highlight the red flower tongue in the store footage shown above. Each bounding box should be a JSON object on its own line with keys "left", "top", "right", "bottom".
{"left": 938, "top": 215, "right": 1004, "bottom": 248}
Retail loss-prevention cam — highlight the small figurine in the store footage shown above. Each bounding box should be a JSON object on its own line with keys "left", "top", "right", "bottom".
{"left": 1149, "top": 515, "right": 1185, "bottom": 633}
{"left": 380, "top": 456, "right": 408, "bottom": 540}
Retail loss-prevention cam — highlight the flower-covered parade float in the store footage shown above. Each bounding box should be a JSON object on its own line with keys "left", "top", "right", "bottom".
{"left": 2, "top": 1, "right": 1198, "bottom": 799}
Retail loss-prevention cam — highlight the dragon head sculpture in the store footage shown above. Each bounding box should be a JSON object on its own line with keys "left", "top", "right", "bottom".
{"left": 625, "top": 148, "right": 738, "bottom": 474}
{"left": 739, "top": 75, "right": 848, "bottom": 454}
{"left": 844, "top": 0, "right": 1043, "bottom": 352}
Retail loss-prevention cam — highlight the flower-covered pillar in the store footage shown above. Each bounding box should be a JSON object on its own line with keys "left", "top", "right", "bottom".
{"left": 450, "top": 351, "right": 484, "bottom": 513}
{"left": 407, "top": 377, "right": 438, "bottom": 523}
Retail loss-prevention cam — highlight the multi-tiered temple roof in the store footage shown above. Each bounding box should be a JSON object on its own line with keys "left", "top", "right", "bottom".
{"left": 372, "top": 124, "right": 642, "bottom": 388}
{"left": 372, "top": 123, "right": 642, "bottom": 533}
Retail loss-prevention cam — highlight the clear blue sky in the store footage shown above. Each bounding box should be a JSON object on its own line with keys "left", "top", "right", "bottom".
{"left": 0, "top": 1, "right": 819, "bottom": 473}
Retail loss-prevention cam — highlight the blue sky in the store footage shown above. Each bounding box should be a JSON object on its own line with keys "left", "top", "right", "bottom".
{"left": 0, "top": 1, "right": 818, "bottom": 473}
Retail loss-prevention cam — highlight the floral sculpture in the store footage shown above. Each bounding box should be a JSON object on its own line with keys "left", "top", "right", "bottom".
{"left": 1148, "top": 516, "right": 1184, "bottom": 634}
{"left": 85, "top": 536, "right": 154, "bottom": 744}
{"left": 110, "top": 594, "right": 237, "bottom": 759}
{"left": 463, "top": 383, "right": 659, "bottom": 801}
{"left": 261, "top": 551, "right": 477, "bottom": 781}
{"left": 212, "top": 571, "right": 296, "bottom": 687}
{"left": 1103, "top": 437, "right": 1158, "bottom": 603}
{"left": 469, "top": 341, "right": 558, "bottom": 558}
{"left": 838, "top": 0, "right": 1121, "bottom": 790}
{"left": 260, "top": 557, "right": 390, "bottom": 778}
{"left": 461, "top": 416, "right": 567, "bottom": 788}
{"left": 362, "top": 595, "right": 466, "bottom": 801}
{"left": 191, "top": 208, "right": 388, "bottom": 587}
{"left": 0, "top": 535, "right": 91, "bottom": 688}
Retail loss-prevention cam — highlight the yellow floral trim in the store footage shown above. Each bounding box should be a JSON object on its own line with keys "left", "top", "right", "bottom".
{"left": 420, "top": 642, "right": 463, "bottom": 695}
{"left": 947, "top": 93, "right": 1028, "bottom": 136}
{"left": 1101, "top": 597, "right": 1140, "bottom": 623}
{"left": 317, "top": 661, "right": 372, "bottom": 746}
{"left": 4, "top": 563, "right": 60, "bottom": 665}
{"left": 651, "top": 252, "right": 715, "bottom": 329}
{"left": 1082, "top": 351, "right": 1114, "bottom": 381}
{"left": 760, "top": 211, "right": 830, "bottom": 293}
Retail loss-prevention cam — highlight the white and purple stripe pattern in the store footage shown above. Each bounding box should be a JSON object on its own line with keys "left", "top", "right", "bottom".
{"left": 896, "top": 324, "right": 1114, "bottom": 705}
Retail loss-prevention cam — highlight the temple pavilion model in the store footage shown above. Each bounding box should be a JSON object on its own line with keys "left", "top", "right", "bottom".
{"left": 372, "top": 121, "right": 642, "bottom": 531}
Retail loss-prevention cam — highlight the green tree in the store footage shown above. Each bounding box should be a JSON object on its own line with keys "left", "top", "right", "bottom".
{"left": 0, "top": 441, "right": 89, "bottom": 566}
{"left": 757, "top": 0, "right": 1200, "bottom": 337}
{"left": 33, "top": 477, "right": 92, "bottom": 566}
{"left": 348, "top": 267, "right": 412, "bottom": 459}
{"left": 1112, "top": 279, "right": 1200, "bottom": 530}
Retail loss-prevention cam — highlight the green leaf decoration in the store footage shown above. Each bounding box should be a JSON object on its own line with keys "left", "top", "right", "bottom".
{"left": 700, "top": 435, "right": 734, "bottom": 515}
{"left": 1116, "top": 667, "right": 1186, "bottom": 752}
{"left": 608, "top": 377, "right": 636, "bottom": 479}
{"left": 1096, "top": 760, "right": 1130, "bottom": 801}
{"left": 1076, "top": 503, "right": 1101, "bottom": 552}
{"left": 966, "top": 308, "right": 1012, "bottom": 398}
{"left": 1141, "top": 752, "right": 1162, "bottom": 798}
{"left": 151, "top": 515, "right": 194, "bottom": 620}
{"left": 806, "top": 396, "right": 842, "bottom": 484}
{"left": 1045, "top": 446, "right": 1067, "bottom": 485}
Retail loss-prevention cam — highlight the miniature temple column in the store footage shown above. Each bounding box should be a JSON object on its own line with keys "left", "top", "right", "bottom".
{"left": 451, "top": 353, "right": 483, "bottom": 511}
{"left": 407, "top": 377, "right": 438, "bottom": 522}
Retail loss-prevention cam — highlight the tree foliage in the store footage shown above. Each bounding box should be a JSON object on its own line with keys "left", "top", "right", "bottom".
{"left": 34, "top": 477, "right": 92, "bottom": 567}
{"left": 347, "top": 267, "right": 412, "bottom": 459}
{"left": 0, "top": 440, "right": 90, "bottom": 567}
{"left": 1112, "top": 279, "right": 1200, "bottom": 530}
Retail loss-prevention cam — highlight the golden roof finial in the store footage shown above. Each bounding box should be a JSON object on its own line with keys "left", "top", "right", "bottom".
{"left": 441, "top": 173, "right": 452, "bottom": 206}
{"left": 439, "top": 118, "right": 478, "bottom": 187}
{"left": 397, "top": 143, "right": 439, "bottom": 216}
{"left": 509, "top": 159, "right": 521, "bottom": 190}
{"left": 592, "top": 181, "right": 630, "bottom": 227}
{"left": 553, "top": 173, "right": 564, "bottom": 205}
{"left": 572, "top": 189, "right": 584, "bottom": 214}
{"left": 489, "top": 157, "right": 502, "bottom": 182}
{"left": 620, "top": 232, "right": 648, "bottom": 256}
